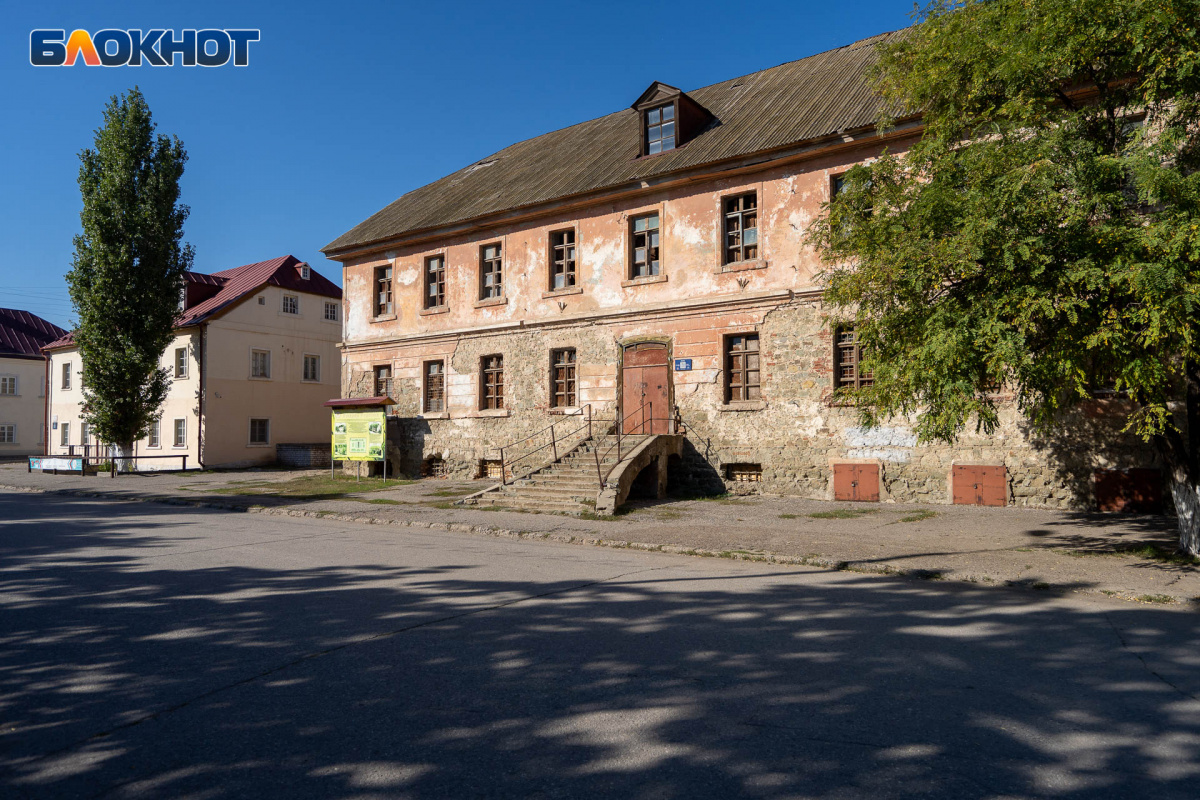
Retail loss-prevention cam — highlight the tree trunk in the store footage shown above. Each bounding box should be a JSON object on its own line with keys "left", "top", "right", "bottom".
{"left": 1156, "top": 383, "right": 1200, "bottom": 557}
{"left": 117, "top": 442, "right": 135, "bottom": 473}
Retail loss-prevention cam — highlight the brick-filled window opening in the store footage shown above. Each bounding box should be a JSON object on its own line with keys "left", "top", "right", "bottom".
{"left": 725, "top": 334, "right": 761, "bottom": 402}
{"left": 373, "top": 365, "right": 393, "bottom": 399}
{"left": 374, "top": 265, "right": 393, "bottom": 316}
{"left": 0, "top": 376, "right": 15, "bottom": 395}
{"left": 249, "top": 418, "right": 270, "bottom": 445}
{"left": 723, "top": 193, "right": 758, "bottom": 264}
{"left": 481, "top": 354, "right": 504, "bottom": 410}
{"left": 425, "top": 255, "right": 446, "bottom": 309}
{"left": 645, "top": 104, "right": 675, "bottom": 154}
{"left": 835, "top": 328, "right": 873, "bottom": 389}
{"left": 631, "top": 213, "right": 661, "bottom": 278}
{"left": 480, "top": 243, "right": 503, "bottom": 299}
{"left": 551, "top": 348, "right": 577, "bottom": 408}
{"left": 550, "top": 230, "right": 576, "bottom": 290}
{"left": 425, "top": 360, "right": 446, "bottom": 413}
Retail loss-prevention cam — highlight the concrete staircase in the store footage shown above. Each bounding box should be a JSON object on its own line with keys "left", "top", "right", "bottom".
{"left": 464, "top": 434, "right": 650, "bottom": 514}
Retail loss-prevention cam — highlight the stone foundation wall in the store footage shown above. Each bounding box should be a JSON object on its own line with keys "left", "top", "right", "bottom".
{"left": 345, "top": 299, "right": 1161, "bottom": 509}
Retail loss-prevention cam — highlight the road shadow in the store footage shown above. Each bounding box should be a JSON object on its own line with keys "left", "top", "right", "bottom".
{"left": 2, "top": 492, "right": 1199, "bottom": 799}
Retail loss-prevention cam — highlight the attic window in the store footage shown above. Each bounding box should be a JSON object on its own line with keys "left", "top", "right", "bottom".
{"left": 645, "top": 104, "right": 675, "bottom": 154}
{"left": 300, "top": 263, "right": 310, "bottom": 280}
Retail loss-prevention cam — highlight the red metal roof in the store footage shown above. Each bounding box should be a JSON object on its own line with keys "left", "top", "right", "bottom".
{"left": 323, "top": 397, "right": 396, "bottom": 408}
{"left": 0, "top": 308, "right": 67, "bottom": 359}
{"left": 43, "top": 255, "right": 342, "bottom": 351}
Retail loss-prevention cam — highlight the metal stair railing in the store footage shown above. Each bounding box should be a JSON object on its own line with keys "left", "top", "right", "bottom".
{"left": 497, "top": 404, "right": 592, "bottom": 486}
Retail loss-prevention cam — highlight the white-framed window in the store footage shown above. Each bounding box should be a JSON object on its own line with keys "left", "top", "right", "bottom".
{"left": 249, "top": 418, "right": 270, "bottom": 445}
{"left": 81, "top": 423, "right": 90, "bottom": 446}
{"left": 0, "top": 375, "right": 16, "bottom": 395}
{"left": 301, "top": 264, "right": 311, "bottom": 280}
{"left": 251, "top": 349, "right": 271, "bottom": 379}
{"left": 173, "top": 418, "right": 187, "bottom": 448}
{"left": 60, "top": 422, "right": 70, "bottom": 447}
{"left": 148, "top": 420, "right": 161, "bottom": 448}
{"left": 303, "top": 354, "right": 321, "bottom": 382}
{"left": 61, "top": 361, "right": 72, "bottom": 390}
{"left": 0, "top": 424, "right": 14, "bottom": 444}
{"left": 324, "top": 301, "right": 339, "bottom": 321}
{"left": 174, "top": 347, "right": 188, "bottom": 378}
{"left": 281, "top": 295, "right": 299, "bottom": 315}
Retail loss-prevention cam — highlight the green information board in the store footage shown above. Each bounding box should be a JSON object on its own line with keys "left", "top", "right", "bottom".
{"left": 331, "top": 408, "right": 386, "bottom": 462}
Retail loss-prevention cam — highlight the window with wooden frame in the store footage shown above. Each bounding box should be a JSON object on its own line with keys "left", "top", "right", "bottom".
{"left": 550, "top": 348, "right": 577, "bottom": 408}
{"left": 374, "top": 265, "right": 393, "bottom": 317}
{"left": 550, "top": 230, "right": 576, "bottom": 290}
{"left": 303, "top": 354, "right": 321, "bottom": 382}
{"left": 249, "top": 418, "right": 270, "bottom": 445}
{"left": 630, "top": 213, "right": 661, "bottom": 278}
{"left": 834, "top": 327, "right": 873, "bottom": 389}
{"left": 250, "top": 349, "right": 271, "bottom": 379}
{"left": 481, "top": 354, "right": 504, "bottom": 410}
{"left": 148, "top": 420, "right": 161, "bottom": 448}
{"left": 644, "top": 103, "right": 676, "bottom": 154}
{"left": 424, "top": 255, "right": 446, "bottom": 309}
{"left": 173, "top": 418, "right": 186, "bottom": 448}
{"left": 174, "top": 347, "right": 188, "bottom": 378}
{"left": 424, "top": 360, "right": 445, "bottom": 413}
{"left": 61, "top": 361, "right": 71, "bottom": 390}
{"left": 81, "top": 423, "right": 90, "bottom": 446}
{"left": 281, "top": 294, "right": 299, "bottom": 315}
{"left": 0, "top": 424, "right": 16, "bottom": 444}
{"left": 831, "top": 174, "right": 847, "bottom": 198}
{"left": 0, "top": 375, "right": 15, "bottom": 395}
{"left": 725, "top": 333, "right": 761, "bottom": 402}
{"left": 723, "top": 193, "right": 758, "bottom": 264}
{"left": 324, "top": 301, "right": 339, "bottom": 321}
{"left": 373, "top": 365, "right": 393, "bottom": 398}
{"left": 480, "top": 243, "right": 503, "bottom": 300}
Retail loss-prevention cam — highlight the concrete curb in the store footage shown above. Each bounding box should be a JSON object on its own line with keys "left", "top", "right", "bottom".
{"left": 3, "top": 481, "right": 1194, "bottom": 608}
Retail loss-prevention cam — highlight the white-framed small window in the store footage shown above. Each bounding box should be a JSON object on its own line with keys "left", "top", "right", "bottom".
{"left": 324, "top": 301, "right": 339, "bottom": 322}
{"left": 301, "top": 264, "right": 311, "bottom": 280}
{"left": 81, "top": 423, "right": 90, "bottom": 446}
{"left": 60, "top": 422, "right": 70, "bottom": 447}
{"left": 174, "top": 347, "right": 188, "bottom": 378}
{"left": 281, "top": 295, "right": 299, "bottom": 315}
{"left": 61, "top": 361, "right": 72, "bottom": 390}
{"left": 148, "top": 420, "right": 161, "bottom": 449}
{"left": 303, "top": 354, "right": 321, "bottom": 382}
{"left": 0, "top": 424, "right": 14, "bottom": 444}
{"left": 249, "top": 418, "right": 270, "bottom": 445}
{"left": 251, "top": 349, "right": 271, "bottom": 379}
{"left": 173, "top": 418, "right": 187, "bottom": 448}
{"left": 0, "top": 375, "right": 16, "bottom": 395}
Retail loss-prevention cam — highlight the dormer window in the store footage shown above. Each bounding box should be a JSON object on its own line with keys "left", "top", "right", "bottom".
{"left": 645, "top": 104, "right": 675, "bottom": 154}
{"left": 300, "top": 263, "right": 310, "bottom": 280}
{"left": 631, "top": 81, "right": 713, "bottom": 158}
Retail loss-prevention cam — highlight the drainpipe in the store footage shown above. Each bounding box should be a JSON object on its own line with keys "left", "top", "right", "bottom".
{"left": 43, "top": 354, "right": 50, "bottom": 455}
{"left": 198, "top": 324, "right": 206, "bottom": 468}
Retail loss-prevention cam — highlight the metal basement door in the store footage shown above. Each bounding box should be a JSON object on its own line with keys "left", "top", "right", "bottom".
{"left": 952, "top": 465, "right": 1008, "bottom": 506}
{"left": 620, "top": 343, "right": 670, "bottom": 434}
{"left": 833, "top": 463, "right": 880, "bottom": 502}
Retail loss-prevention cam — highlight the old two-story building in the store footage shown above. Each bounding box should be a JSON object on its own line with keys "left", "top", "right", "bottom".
{"left": 323, "top": 31, "right": 1155, "bottom": 510}
{"left": 44, "top": 255, "right": 343, "bottom": 469}
{"left": 0, "top": 308, "right": 67, "bottom": 458}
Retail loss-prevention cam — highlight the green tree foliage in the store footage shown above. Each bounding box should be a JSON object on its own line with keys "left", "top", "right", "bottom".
{"left": 807, "top": 0, "right": 1200, "bottom": 549}
{"left": 66, "top": 88, "right": 193, "bottom": 459}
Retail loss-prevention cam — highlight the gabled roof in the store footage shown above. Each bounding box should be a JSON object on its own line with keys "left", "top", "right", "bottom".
{"left": 0, "top": 308, "right": 67, "bottom": 359}
{"left": 324, "top": 29, "right": 909, "bottom": 256}
{"left": 42, "top": 256, "right": 342, "bottom": 352}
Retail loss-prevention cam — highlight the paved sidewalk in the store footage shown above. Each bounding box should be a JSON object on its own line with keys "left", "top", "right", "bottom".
{"left": 3, "top": 462, "right": 1197, "bottom": 606}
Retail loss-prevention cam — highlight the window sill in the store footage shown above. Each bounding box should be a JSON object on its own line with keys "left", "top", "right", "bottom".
{"left": 549, "top": 406, "right": 583, "bottom": 415}
{"left": 715, "top": 259, "right": 768, "bottom": 274}
{"left": 372, "top": 313, "right": 398, "bottom": 323}
{"left": 542, "top": 287, "right": 583, "bottom": 299}
{"left": 420, "top": 411, "right": 450, "bottom": 420}
{"left": 301, "top": 379, "right": 322, "bottom": 384}
{"left": 248, "top": 376, "right": 272, "bottom": 381}
{"left": 246, "top": 443, "right": 272, "bottom": 448}
{"left": 171, "top": 445, "right": 188, "bottom": 450}
{"left": 621, "top": 274, "right": 667, "bottom": 288}
{"left": 146, "top": 446, "right": 162, "bottom": 450}
{"left": 720, "top": 400, "right": 766, "bottom": 412}
{"left": 474, "top": 296, "right": 508, "bottom": 309}
{"left": 419, "top": 306, "right": 450, "bottom": 317}
{"left": 471, "top": 408, "right": 510, "bottom": 418}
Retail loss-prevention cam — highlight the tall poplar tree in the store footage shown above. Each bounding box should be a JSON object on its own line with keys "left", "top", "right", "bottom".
{"left": 66, "top": 88, "right": 193, "bottom": 465}
{"left": 807, "top": 0, "right": 1200, "bottom": 552}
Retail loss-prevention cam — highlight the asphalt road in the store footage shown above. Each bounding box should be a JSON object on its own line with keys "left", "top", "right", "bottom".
{"left": 2, "top": 491, "right": 1198, "bottom": 799}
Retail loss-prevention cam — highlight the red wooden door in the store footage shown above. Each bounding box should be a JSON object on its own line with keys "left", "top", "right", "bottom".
{"left": 952, "top": 465, "right": 1007, "bottom": 506}
{"left": 621, "top": 344, "right": 670, "bottom": 434}
{"left": 833, "top": 463, "right": 880, "bottom": 502}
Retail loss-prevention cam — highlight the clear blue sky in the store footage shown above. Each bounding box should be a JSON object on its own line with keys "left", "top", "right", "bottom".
{"left": 0, "top": 0, "right": 915, "bottom": 329}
